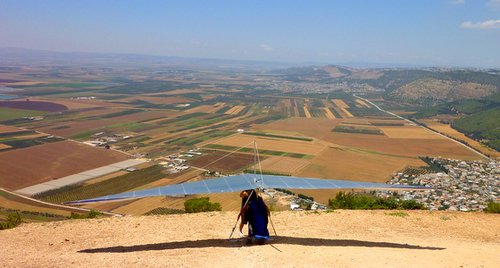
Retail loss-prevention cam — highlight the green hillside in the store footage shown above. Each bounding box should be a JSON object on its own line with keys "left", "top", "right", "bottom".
{"left": 452, "top": 107, "right": 500, "bottom": 151}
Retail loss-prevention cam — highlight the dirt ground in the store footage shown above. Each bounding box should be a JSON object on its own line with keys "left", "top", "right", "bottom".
{"left": 1, "top": 210, "right": 498, "bottom": 267}
{"left": 0, "top": 140, "right": 129, "bottom": 190}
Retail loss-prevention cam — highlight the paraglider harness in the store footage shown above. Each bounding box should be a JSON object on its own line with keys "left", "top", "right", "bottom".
{"left": 229, "top": 189, "right": 277, "bottom": 244}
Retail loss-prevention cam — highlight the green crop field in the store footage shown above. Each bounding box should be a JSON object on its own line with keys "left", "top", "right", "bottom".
{"left": 332, "top": 125, "right": 384, "bottom": 135}
{"left": 0, "top": 136, "right": 64, "bottom": 150}
{"left": 98, "top": 109, "right": 141, "bottom": 119}
{"left": 0, "top": 107, "right": 47, "bottom": 121}
{"left": 34, "top": 165, "right": 167, "bottom": 204}
{"left": 242, "top": 131, "right": 313, "bottom": 141}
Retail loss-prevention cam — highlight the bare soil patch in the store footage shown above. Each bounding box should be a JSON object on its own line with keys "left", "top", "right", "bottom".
{"left": 0, "top": 140, "right": 129, "bottom": 190}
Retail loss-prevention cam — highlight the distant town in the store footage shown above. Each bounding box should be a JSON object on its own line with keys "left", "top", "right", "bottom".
{"left": 382, "top": 157, "right": 499, "bottom": 212}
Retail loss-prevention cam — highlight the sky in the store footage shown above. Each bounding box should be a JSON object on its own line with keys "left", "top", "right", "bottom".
{"left": 1, "top": 0, "right": 499, "bottom": 67}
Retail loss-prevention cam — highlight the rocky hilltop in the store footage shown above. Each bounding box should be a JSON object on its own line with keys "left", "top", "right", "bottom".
{"left": 1, "top": 210, "right": 498, "bottom": 267}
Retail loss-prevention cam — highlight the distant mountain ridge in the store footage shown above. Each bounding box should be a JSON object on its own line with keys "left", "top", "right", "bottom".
{"left": 2, "top": 47, "right": 499, "bottom": 103}
{"left": 276, "top": 65, "right": 500, "bottom": 103}
{"left": 0, "top": 47, "right": 297, "bottom": 70}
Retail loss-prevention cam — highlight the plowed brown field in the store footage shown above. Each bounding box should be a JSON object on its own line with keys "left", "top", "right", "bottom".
{"left": 0, "top": 140, "right": 129, "bottom": 190}
{"left": 213, "top": 135, "right": 327, "bottom": 156}
{"left": 188, "top": 151, "right": 255, "bottom": 172}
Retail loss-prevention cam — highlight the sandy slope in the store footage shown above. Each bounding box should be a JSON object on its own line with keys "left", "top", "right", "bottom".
{"left": 1, "top": 210, "right": 499, "bottom": 268}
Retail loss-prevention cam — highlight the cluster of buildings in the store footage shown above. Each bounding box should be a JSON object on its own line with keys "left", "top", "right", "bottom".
{"left": 382, "top": 158, "right": 499, "bottom": 211}
{"left": 265, "top": 80, "right": 380, "bottom": 94}
{"left": 159, "top": 149, "right": 203, "bottom": 174}
{"left": 289, "top": 198, "right": 328, "bottom": 211}
{"left": 85, "top": 132, "right": 131, "bottom": 148}
{"left": 24, "top": 116, "right": 44, "bottom": 121}
{"left": 71, "top": 96, "right": 97, "bottom": 100}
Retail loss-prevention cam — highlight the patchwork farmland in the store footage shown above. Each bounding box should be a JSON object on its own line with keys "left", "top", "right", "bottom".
{"left": 0, "top": 62, "right": 495, "bottom": 217}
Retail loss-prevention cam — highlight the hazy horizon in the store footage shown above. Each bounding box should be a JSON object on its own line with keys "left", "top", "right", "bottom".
{"left": 1, "top": 0, "right": 500, "bottom": 68}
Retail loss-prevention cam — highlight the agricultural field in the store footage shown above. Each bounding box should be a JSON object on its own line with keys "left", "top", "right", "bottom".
{"left": 34, "top": 165, "right": 166, "bottom": 204}
{"left": 210, "top": 134, "right": 327, "bottom": 156}
{"left": 0, "top": 124, "right": 22, "bottom": 133}
{"left": 252, "top": 117, "right": 341, "bottom": 140}
{"left": 0, "top": 140, "right": 130, "bottom": 190}
{"left": 0, "top": 189, "right": 92, "bottom": 222}
{"left": 298, "top": 147, "right": 425, "bottom": 182}
{"left": 0, "top": 107, "right": 47, "bottom": 121}
{"left": 419, "top": 118, "right": 500, "bottom": 158}
{"left": 0, "top": 100, "right": 68, "bottom": 112}
{"left": 378, "top": 125, "right": 438, "bottom": 139}
{"left": 256, "top": 157, "right": 311, "bottom": 175}
{"left": 0, "top": 58, "right": 496, "bottom": 216}
{"left": 333, "top": 124, "right": 384, "bottom": 135}
{"left": 188, "top": 151, "right": 255, "bottom": 173}
{"left": 328, "top": 132, "right": 479, "bottom": 160}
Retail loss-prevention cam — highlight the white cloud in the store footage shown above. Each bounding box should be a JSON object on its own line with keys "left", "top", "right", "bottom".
{"left": 450, "top": 0, "right": 465, "bottom": 4}
{"left": 487, "top": 0, "right": 500, "bottom": 9}
{"left": 259, "top": 44, "right": 273, "bottom": 51}
{"left": 460, "top": 19, "right": 500, "bottom": 29}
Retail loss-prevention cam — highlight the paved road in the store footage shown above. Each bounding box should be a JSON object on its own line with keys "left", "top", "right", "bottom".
{"left": 353, "top": 94, "right": 490, "bottom": 160}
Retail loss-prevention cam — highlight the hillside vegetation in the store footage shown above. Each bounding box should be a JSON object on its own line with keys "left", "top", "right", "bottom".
{"left": 453, "top": 107, "right": 500, "bottom": 151}
{"left": 389, "top": 78, "right": 496, "bottom": 104}
{"left": 412, "top": 93, "right": 500, "bottom": 151}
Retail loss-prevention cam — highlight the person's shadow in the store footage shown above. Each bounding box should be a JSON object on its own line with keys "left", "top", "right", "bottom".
{"left": 78, "top": 236, "right": 445, "bottom": 253}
